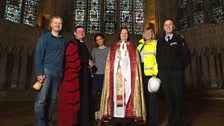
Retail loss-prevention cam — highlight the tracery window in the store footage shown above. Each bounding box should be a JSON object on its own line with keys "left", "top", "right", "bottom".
{"left": 178, "top": 0, "right": 189, "bottom": 29}
{"left": 104, "top": 0, "right": 117, "bottom": 34}
{"left": 178, "top": 0, "right": 224, "bottom": 29}
{"left": 73, "top": 0, "right": 145, "bottom": 34}
{"left": 120, "top": 0, "right": 133, "bottom": 33}
{"left": 4, "top": 0, "right": 39, "bottom": 26}
{"left": 23, "top": 0, "right": 40, "bottom": 26}
{"left": 4, "top": 0, "right": 23, "bottom": 23}
{"left": 178, "top": 0, "right": 187, "bottom": 8}
{"left": 179, "top": 16, "right": 188, "bottom": 29}
{"left": 73, "top": 0, "right": 87, "bottom": 28}
{"left": 133, "top": 0, "right": 145, "bottom": 34}
{"left": 192, "top": 0, "right": 205, "bottom": 26}
{"left": 87, "top": 0, "right": 101, "bottom": 33}
{"left": 210, "top": 0, "right": 224, "bottom": 23}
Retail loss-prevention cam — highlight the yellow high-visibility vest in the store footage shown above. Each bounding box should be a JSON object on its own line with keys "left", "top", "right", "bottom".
{"left": 137, "top": 39, "right": 158, "bottom": 76}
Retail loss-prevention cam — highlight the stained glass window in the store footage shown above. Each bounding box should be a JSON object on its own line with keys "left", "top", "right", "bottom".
{"left": 193, "top": 12, "right": 205, "bottom": 26}
{"left": 23, "top": 0, "right": 40, "bottom": 26}
{"left": 73, "top": 0, "right": 145, "bottom": 34}
{"left": 73, "top": 0, "right": 87, "bottom": 28}
{"left": 104, "top": 0, "right": 117, "bottom": 34}
{"left": 176, "top": 0, "right": 224, "bottom": 29}
{"left": 178, "top": 0, "right": 189, "bottom": 29}
{"left": 120, "top": 0, "right": 133, "bottom": 33}
{"left": 211, "top": 7, "right": 224, "bottom": 23}
{"left": 4, "top": 0, "right": 39, "bottom": 26}
{"left": 192, "top": 0, "right": 204, "bottom": 12}
{"left": 192, "top": 0, "right": 204, "bottom": 26}
{"left": 210, "top": 0, "right": 224, "bottom": 23}
{"left": 87, "top": 0, "right": 101, "bottom": 33}
{"left": 134, "top": 0, "right": 145, "bottom": 34}
{"left": 178, "top": 0, "right": 188, "bottom": 9}
{"left": 4, "top": 0, "right": 23, "bottom": 23}
{"left": 179, "top": 16, "right": 188, "bottom": 29}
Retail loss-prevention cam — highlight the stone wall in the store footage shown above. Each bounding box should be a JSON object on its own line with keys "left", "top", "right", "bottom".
{"left": 0, "top": 19, "right": 40, "bottom": 100}
{"left": 177, "top": 23, "right": 224, "bottom": 89}
{"left": 0, "top": 19, "right": 223, "bottom": 100}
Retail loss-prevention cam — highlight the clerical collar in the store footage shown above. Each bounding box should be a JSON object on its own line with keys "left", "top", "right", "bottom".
{"left": 76, "top": 38, "right": 84, "bottom": 43}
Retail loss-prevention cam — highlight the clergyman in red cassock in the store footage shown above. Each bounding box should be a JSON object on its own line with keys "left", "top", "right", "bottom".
{"left": 57, "top": 40, "right": 81, "bottom": 126}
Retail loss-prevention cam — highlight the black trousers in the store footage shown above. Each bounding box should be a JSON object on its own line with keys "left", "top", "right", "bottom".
{"left": 141, "top": 64, "right": 160, "bottom": 126}
{"left": 91, "top": 74, "right": 104, "bottom": 112}
{"left": 142, "top": 75, "right": 160, "bottom": 126}
{"left": 159, "top": 70, "right": 186, "bottom": 126}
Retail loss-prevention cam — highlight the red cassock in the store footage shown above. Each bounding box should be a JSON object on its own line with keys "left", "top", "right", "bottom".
{"left": 57, "top": 40, "right": 81, "bottom": 126}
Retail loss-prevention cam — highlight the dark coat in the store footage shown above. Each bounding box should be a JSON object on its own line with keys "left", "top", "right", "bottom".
{"left": 156, "top": 34, "right": 191, "bottom": 71}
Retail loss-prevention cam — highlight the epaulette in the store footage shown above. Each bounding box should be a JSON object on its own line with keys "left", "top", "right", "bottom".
{"left": 180, "top": 35, "right": 185, "bottom": 38}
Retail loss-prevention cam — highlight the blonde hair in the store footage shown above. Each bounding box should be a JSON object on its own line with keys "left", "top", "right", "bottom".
{"left": 142, "top": 28, "right": 155, "bottom": 40}
{"left": 50, "top": 16, "right": 63, "bottom": 24}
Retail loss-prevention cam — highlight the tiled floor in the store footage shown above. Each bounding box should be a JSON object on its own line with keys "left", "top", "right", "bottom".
{"left": 0, "top": 92, "right": 224, "bottom": 126}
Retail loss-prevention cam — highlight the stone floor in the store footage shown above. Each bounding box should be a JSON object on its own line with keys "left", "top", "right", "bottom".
{"left": 0, "top": 91, "right": 224, "bottom": 126}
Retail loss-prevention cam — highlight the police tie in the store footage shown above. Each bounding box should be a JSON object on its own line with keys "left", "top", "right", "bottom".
{"left": 167, "top": 36, "right": 171, "bottom": 42}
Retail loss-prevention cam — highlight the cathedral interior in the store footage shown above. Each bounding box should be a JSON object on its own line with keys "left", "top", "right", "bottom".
{"left": 0, "top": 0, "right": 224, "bottom": 126}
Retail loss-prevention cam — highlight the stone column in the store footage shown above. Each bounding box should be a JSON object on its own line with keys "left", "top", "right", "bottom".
{"left": 190, "top": 54, "right": 198, "bottom": 89}
{"left": 30, "top": 57, "right": 36, "bottom": 90}
{"left": 155, "top": 0, "right": 178, "bottom": 33}
{"left": 195, "top": 55, "right": 202, "bottom": 88}
{"left": 215, "top": 52, "right": 223, "bottom": 88}
{"left": 184, "top": 62, "right": 192, "bottom": 89}
{"left": 27, "top": 49, "right": 36, "bottom": 90}
{"left": 201, "top": 52, "right": 210, "bottom": 88}
{"left": 208, "top": 50, "right": 218, "bottom": 88}
{"left": 18, "top": 51, "right": 28, "bottom": 90}
{"left": 0, "top": 47, "right": 8, "bottom": 90}
{"left": 51, "top": 0, "right": 71, "bottom": 17}
{"left": 10, "top": 51, "right": 20, "bottom": 88}
{"left": 0, "top": 0, "right": 6, "bottom": 18}
{"left": 221, "top": 51, "right": 224, "bottom": 88}
{"left": 4, "top": 50, "right": 13, "bottom": 90}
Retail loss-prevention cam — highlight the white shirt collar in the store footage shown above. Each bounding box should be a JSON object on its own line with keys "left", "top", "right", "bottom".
{"left": 165, "top": 34, "right": 174, "bottom": 42}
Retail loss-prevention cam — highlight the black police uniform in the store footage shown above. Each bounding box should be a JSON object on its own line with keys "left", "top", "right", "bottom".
{"left": 156, "top": 34, "right": 191, "bottom": 126}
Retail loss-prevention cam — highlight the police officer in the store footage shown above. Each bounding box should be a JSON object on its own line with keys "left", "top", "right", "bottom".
{"left": 156, "top": 19, "right": 191, "bottom": 126}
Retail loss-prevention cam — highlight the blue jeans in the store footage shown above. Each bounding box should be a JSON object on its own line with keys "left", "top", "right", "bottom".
{"left": 34, "top": 69, "right": 62, "bottom": 126}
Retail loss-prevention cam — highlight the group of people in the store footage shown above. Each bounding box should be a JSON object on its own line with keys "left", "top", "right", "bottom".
{"left": 34, "top": 16, "right": 191, "bottom": 126}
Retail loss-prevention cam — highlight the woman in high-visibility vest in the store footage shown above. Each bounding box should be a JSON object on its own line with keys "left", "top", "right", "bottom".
{"left": 137, "top": 28, "right": 160, "bottom": 126}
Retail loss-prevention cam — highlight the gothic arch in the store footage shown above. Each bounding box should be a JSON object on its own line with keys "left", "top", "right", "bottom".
{"left": 18, "top": 47, "right": 28, "bottom": 55}
{"left": 210, "top": 47, "right": 218, "bottom": 55}
{"left": 221, "top": 48, "right": 224, "bottom": 54}
{"left": 0, "top": 44, "right": 2, "bottom": 52}
{"left": 204, "top": 48, "right": 211, "bottom": 56}
{"left": 192, "top": 49, "right": 199, "bottom": 57}
{"left": 27, "top": 48, "right": 36, "bottom": 57}
{"left": 5, "top": 46, "right": 13, "bottom": 54}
